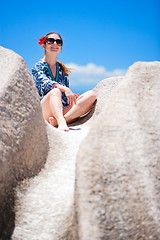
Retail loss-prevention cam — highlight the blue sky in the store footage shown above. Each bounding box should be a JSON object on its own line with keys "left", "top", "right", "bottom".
{"left": 1, "top": 0, "right": 159, "bottom": 94}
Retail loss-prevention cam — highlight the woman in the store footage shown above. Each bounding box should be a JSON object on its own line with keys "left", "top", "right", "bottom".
{"left": 32, "top": 32, "right": 96, "bottom": 131}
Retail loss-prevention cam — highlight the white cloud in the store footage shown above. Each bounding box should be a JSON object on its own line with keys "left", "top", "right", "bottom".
{"left": 65, "top": 62, "right": 126, "bottom": 87}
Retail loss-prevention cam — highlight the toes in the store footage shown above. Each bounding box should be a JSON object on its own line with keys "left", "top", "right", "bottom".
{"left": 48, "top": 117, "right": 55, "bottom": 127}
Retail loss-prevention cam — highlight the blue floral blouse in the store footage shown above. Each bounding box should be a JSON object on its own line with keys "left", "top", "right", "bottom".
{"left": 32, "top": 60, "right": 69, "bottom": 107}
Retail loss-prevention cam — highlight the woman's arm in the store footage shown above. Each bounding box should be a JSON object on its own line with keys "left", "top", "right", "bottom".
{"left": 57, "top": 85, "right": 76, "bottom": 106}
{"left": 32, "top": 63, "right": 61, "bottom": 97}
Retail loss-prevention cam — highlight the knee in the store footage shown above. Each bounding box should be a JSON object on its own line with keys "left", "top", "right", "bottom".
{"left": 88, "top": 90, "right": 97, "bottom": 102}
{"left": 50, "top": 88, "right": 62, "bottom": 98}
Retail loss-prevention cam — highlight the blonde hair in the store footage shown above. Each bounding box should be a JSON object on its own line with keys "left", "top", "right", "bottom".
{"left": 43, "top": 32, "right": 71, "bottom": 75}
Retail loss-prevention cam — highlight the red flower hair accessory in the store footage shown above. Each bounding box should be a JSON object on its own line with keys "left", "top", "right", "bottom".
{"left": 38, "top": 37, "right": 46, "bottom": 45}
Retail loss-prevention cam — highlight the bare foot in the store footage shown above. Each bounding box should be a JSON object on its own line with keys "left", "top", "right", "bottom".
{"left": 58, "top": 117, "right": 69, "bottom": 132}
{"left": 48, "top": 116, "right": 57, "bottom": 127}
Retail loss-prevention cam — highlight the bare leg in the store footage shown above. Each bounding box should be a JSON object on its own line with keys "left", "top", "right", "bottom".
{"left": 41, "top": 88, "right": 69, "bottom": 131}
{"left": 64, "top": 90, "right": 96, "bottom": 124}
{"left": 41, "top": 89, "right": 96, "bottom": 131}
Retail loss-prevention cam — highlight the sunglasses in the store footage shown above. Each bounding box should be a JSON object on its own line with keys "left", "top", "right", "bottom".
{"left": 46, "top": 38, "right": 63, "bottom": 46}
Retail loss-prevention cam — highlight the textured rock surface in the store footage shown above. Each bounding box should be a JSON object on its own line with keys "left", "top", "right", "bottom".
{"left": 75, "top": 62, "right": 160, "bottom": 239}
{"left": 1, "top": 46, "right": 159, "bottom": 240}
{"left": 12, "top": 124, "right": 89, "bottom": 240}
{"left": 0, "top": 47, "right": 49, "bottom": 239}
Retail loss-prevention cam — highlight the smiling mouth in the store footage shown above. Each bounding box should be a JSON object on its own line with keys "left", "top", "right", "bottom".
{"left": 51, "top": 47, "right": 58, "bottom": 50}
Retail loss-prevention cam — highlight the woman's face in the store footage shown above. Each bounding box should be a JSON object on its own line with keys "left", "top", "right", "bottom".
{"left": 43, "top": 33, "right": 62, "bottom": 55}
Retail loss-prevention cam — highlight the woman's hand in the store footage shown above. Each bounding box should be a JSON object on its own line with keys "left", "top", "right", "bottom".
{"left": 56, "top": 85, "right": 79, "bottom": 106}
{"left": 65, "top": 88, "right": 76, "bottom": 106}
